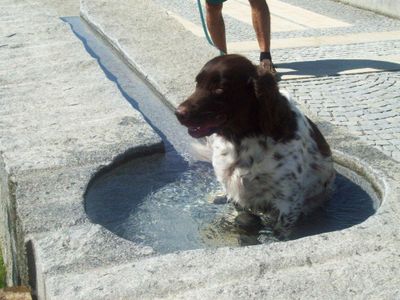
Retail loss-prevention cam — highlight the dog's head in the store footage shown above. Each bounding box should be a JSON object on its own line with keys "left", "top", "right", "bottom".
{"left": 175, "top": 54, "right": 294, "bottom": 140}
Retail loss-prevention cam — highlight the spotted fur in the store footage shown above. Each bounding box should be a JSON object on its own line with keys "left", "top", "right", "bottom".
{"left": 176, "top": 55, "right": 335, "bottom": 238}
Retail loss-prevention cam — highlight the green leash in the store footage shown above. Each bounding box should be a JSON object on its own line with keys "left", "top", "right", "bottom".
{"left": 196, "top": 0, "right": 225, "bottom": 56}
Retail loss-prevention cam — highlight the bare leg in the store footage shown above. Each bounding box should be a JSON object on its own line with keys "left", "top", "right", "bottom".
{"left": 205, "top": 2, "right": 227, "bottom": 54}
{"left": 249, "top": 0, "right": 275, "bottom": 72}
{"left": 249, "top": 0, "right": 271, "bottom": 52}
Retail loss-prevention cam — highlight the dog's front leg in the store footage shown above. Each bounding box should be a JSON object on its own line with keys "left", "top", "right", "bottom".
{"left": 207, "top": 190, "right": 228, "bottom": 204}
{"left": 273, "top": 198, "right": 303, "bottom": 240}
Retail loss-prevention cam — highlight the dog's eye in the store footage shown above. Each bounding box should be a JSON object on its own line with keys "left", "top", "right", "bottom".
{"left": 214, "top": 88, "right": 224, "bottom": 95}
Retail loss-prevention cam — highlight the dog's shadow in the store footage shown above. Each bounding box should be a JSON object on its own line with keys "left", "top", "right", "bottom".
{"left": 277, "top": 58, "right": 400, "bottom": 78}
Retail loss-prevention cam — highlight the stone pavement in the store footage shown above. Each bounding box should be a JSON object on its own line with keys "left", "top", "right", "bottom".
{"left": 0, "top": 0, "right": 399, "bottom": 299}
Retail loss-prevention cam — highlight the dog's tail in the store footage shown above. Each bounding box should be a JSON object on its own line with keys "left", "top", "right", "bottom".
{"left": 191, "top": 137, "right": 213, "bottom": 162}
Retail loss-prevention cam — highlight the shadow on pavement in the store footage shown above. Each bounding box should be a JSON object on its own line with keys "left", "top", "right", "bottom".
{"left": 278, "top": 58, "right": 400, "bottom": 77}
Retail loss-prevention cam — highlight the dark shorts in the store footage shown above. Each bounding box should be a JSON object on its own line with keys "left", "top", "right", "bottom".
{"left": 206, "top": 0, "right": 227, "bottom": 4}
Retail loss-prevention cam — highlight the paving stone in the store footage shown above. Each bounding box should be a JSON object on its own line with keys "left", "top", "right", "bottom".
{"left": 280, "top": 71, "right": 400, "bottom": 160}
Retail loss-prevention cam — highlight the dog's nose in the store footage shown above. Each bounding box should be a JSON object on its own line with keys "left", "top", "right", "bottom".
{"left": 175, "top": 106, "right": 189, "bottom": 123}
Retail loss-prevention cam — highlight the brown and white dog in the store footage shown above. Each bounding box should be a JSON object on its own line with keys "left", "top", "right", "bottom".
{"left": 175, "top": 54, "right": 335, "bottom": 238}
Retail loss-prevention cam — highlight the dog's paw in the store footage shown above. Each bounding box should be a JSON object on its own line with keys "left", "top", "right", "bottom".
{"left": 257, "top": 229, "right": 280, "bottom": 244}
{"left": 272, "top": 228, "right": 291, "bottom": 241}
{"left": 234, "top": 212, "right": 263, "bottom": 233}
{"left": 207, "top": 192, "right": 228, "bottom": 205}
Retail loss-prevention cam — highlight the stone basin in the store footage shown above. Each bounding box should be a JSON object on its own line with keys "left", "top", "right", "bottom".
{"left": 33, "top": 10, "right": 399, "bottom": 299}
{"left": 85, "top": 152, "right": 379, "bottom": 254}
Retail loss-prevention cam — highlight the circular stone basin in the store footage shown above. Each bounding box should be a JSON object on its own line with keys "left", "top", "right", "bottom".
{"left": 85, "top": 151, "right": 380, "bottom": 254}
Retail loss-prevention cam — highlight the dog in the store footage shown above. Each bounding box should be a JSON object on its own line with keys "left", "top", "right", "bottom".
{"left": 175, "top": 54, "right": 335, "bottom": 238}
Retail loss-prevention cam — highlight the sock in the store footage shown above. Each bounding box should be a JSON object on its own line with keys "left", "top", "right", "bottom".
{"left": 260, "top": 51, "right": 272, "bottom": 61}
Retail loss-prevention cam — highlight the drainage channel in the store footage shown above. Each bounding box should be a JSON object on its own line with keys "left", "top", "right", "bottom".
{"left": 63, "top": 17, "right": 377, "bottom": 254}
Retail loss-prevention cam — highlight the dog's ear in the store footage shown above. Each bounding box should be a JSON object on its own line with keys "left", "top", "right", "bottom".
{"left": 253, "top": 67, "right": 297, "bottom": 141}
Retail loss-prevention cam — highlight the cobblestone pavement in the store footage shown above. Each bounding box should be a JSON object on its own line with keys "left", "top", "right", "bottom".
{"left": 280, "top": 72, "right": 400, "bottom": 161}
{"left": 154, "top": 0, "right": 400, "bottom": 161}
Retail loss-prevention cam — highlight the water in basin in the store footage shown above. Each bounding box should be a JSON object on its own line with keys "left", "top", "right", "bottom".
{"left": 85, "top": 152, "right": 378, "bottom": 254}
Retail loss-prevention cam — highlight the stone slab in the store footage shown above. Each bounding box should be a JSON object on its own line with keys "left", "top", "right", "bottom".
{"left": 0, "top": 0, "right": 163, "bottom": 289}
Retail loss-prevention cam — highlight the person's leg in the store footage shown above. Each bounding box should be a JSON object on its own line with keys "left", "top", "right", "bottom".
{"left": 248, "top": 0, "right": 275, "bottom": 72}
{"left": 205, "top": 1, "right": 227, "bottom": 54}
